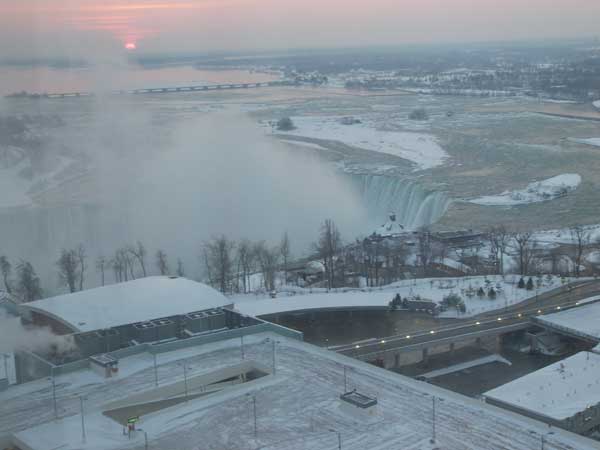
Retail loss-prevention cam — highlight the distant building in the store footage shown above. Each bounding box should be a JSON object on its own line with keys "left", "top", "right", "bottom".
{"left": 484, "top": 352, "right": 600, "bottom": 435}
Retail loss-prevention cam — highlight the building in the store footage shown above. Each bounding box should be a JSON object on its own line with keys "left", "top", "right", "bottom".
{"left": 2, "top": 331, "right": 600, "bottom": 450}
{"left": 484, "top": 351, "right": 600, "bottom": 436}
{"left": 11, "top": 277, "right": 268, "bottom": 383}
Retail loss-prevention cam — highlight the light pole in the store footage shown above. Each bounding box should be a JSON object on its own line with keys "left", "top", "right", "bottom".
{"left": 153, "top": 353, "right": 158, "bottom": 387}
{"left": 343, "top": 366, "right": 347, "bottom": 393}
{"left": 271, "top": 339, "right": 276, "bottom": 375}
{"left": 241, "top": 335, "right": 245, "bottom": 359}
{"left": 431, "top": 396, "right": 436, "bottom": 443}
{"left": 50, "top": 368, "right": 57, "bottom": 419}
{"left": 183, "top": 361, "right": 189, "bottom": 401}
{"left": 2, "top": 353, "right": 8, "bottom": 384}
{"left": 328, "top": 428, "right": 341, "bottom": 450}
{"left": 138, "top": 428, "right": 149, "bottom": 450}
{"left": 80, "top": 395, "right": 86, "bottom": 443}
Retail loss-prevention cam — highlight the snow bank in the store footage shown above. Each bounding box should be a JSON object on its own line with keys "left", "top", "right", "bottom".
{"left": 469, "top": 174, "right": 581, "bottom": 206}
{"left": 593, "top": 100, "right": 600, "bottom": 111}
{"left": 485, "top": 351, "right": 600, "bottom": 420}
{"left": 272, "top": 116, "right": 448, "bottom": 171}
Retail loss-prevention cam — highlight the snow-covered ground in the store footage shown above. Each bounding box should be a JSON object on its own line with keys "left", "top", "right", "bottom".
{"left": 569, "top": 137, "right": 600, "bottom": 148}
{"left": 536, "top": 301, "right": 600, "bottom": 342}
{"left": 6, "top": 333, "right": 599, "bottom": 450}
{"left": 420, "top": 354, "right": 511, "bottom": 380}
{"left": 234, "top": 275, "right": 569, "bottom": 318}
{"left": 593, "top": 100, "right": 600, "bottom": 111}
{"left": 485, "top": 351, "right": 600, "bottom": 421}
{"left": 469, "top": 174, "right": 581, "bottom": 206}
{"left": 271, "top": 116, "right": 448, "bottom": 171}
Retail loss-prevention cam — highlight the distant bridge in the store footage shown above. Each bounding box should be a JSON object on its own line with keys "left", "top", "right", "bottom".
{"left": 5, "top": 80, "right": 293, "bottom": 100}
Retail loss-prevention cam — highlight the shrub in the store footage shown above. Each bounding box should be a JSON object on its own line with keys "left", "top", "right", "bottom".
{"left": 276, "top": 117, "right": 296, "bottom": 131}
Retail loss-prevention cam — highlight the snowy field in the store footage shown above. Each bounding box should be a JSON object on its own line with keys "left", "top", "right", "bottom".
{"left": 469, "top": 173, "right": 581, "bottom": 206}
{"left": 271, "top": 115, "right": 448, "bottom": 170}
{"left": 536, "top": 301, "right": 600, "bottom": 342}
{"left": 234, "top": 275, "right": 570, "bottom": 318}
{"left": 6, "top": 333, "right": 599, "bottom": 450}
{"left": 485, "top": 351, "right": 600, "bottom": 421}
{"left": 569, "top": 137, "right": 600, "bottom": 148}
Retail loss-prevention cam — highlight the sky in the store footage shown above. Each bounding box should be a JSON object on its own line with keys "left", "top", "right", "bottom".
{"left": 0, "top": 0, "right": 599, "bottom": 59}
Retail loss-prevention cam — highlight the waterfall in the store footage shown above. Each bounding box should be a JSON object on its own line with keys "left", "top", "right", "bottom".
{"left": 347, "top": 174, "right": 450, "bottom": 230}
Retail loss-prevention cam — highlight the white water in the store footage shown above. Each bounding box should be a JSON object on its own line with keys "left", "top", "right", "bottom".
{"left": 349, "top": 174, "right": 450, "bottom": 230}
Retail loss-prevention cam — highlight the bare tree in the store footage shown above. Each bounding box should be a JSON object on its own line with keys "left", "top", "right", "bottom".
{"left": 156, "top": 250, "right": 169, "bottom": 276}
{"left": 0, "top": 256, "right": 12, "bottom": 294}
{"left": 96, "top": 256, "right": 107, "bottom": 286}
{"left": 488, "top": 226, "right": 510, "bottom": 275}
{"left": 176, "top": 259, "right": 185, "bottom": 277}
{"left": 16, "top": 261, "right": 42, "bottom": 302}
{"left": 280, "top": 231, "right": 291, "bottom": 285}
{"left": 77, "top": 244, "right": 86, "bottom": 291}
{"left": 129, "top": 241, "right": 147, "bottom": 277}
{"left": 236, "top": 239, "right": 255, "bottom": 293}
{"left": 313, "top": 219, "right": 342, "bottom": 289}
{"left": 570, "top": 225, "right": 590, "bottom": 277}
{"left": 512, "top": 232, "right": 537, "bottom": 275}
{"left": 203, "top": 236, "right": 235, "bottom": 293}
{"left": 57, "top": 249, "right": 79, "bottom": 293}
{"left": 417, "top": 227, "right": 432, "bottom": 276}
{"left": 255, "top": 241, "right": 280, "bottom": 292}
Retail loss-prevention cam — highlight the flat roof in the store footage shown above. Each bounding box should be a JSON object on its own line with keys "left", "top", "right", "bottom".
{"left": 21, "top": 277, "right": 231, "bottom": 333}
{"left": 536, "top": 301, "right": 600, "bottom": 342}
{"left": 485, "top": 351, "right": 600, "bottom": 421}
{"left": 4, "top": 334, "right": 600, "bottom": 450}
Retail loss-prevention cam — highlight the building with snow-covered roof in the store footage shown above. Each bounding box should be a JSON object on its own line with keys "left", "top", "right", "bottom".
{"left": 2, "top": 331, "right": 600, "bottom": 450}
{"left": 20, "top": 277, "right": 233, "bottom": 334}
{"left": 484, "top": 351, "right": 600, "bottom": 435}
{"left": 533, "top": 300, "right": 600, "bottom": 344}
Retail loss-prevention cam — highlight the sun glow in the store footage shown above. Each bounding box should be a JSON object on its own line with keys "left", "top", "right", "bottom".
{"left": 125, "top": 42, "right": 137, "bottom": 50}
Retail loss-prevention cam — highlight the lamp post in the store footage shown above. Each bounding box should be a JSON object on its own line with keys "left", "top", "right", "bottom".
{"left": 153, "top": 353, "right": 158, "bottom": 387}
{"left": 80, "top": 395, "right": 86, "bottom": 443}
{"left": 50, "top": 368, "right": 57, "bottom": 419}
{"left": 183, "top": 362, "right": 189, "bottom": 401}
{"left": 138, "top": 428, "right": 149, "bottom": 450}
{"left": 328, "top": 429, "right": 341, "bottom": 450}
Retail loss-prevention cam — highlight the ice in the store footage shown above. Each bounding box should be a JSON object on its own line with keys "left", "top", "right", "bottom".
{"left": 469, "top": 174, "right": 581, "bottom": 206}
{"left": 271, "top": 116, "right": 448, "bottom": 171}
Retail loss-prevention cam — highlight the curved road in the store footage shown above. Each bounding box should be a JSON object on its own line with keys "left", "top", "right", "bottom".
{"left": 336, "top": 279, "right": 600, "bottom": 359}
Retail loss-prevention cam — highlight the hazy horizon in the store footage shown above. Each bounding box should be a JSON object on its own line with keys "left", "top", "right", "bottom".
{"left": 1, "top": 0, "right": 599, "bottom": 61}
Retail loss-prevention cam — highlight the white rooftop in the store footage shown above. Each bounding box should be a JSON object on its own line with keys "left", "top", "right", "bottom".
{"left": 3, "top": 334, "right": 599, "bottom": 450}
{"left": 536, "top": 301, "right": 600, "bottom": 342}
{"left": 485, "top": 351, "right": 600, "bottom": 421}
{"left": 21, "top": 277, "right": 231, "bottom": 333}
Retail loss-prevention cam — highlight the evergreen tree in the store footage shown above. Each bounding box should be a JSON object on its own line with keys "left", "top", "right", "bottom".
{"left": 518, "top": 277, "right": 526, "bottom": 289}
{"left": 488, "top": 287, "right": 497, "bottom": 299}
{"left": 526, "top": 277, "right": 534, "bottom": 291}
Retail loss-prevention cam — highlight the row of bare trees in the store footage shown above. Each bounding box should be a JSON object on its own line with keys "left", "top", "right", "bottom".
{"left": 202, "top": 232, "right": 292, "bottom": 294}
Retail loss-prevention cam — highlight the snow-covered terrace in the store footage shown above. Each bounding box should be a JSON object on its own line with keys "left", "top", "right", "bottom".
{"left": 535, "top": 300, "right": 600, "bottom": 343}
{"left": 484, "top": 351, "right": 600, "bottom": 422}
{"left": 234, "top": 275, "right": 570, "bottom": 318}
{"left": 4, "top": 333, "right": 599, "bottom": 450}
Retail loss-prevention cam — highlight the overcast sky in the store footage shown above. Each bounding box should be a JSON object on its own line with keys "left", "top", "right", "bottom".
{"left": 1, "top": 0, "right": 600, "bottom": 59}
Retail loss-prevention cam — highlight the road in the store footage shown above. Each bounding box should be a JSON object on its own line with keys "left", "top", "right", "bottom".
{"left": 335, "top": 279, "right": 600, "bottom": 359}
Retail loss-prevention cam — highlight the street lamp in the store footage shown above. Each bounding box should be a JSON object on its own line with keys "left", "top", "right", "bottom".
{"left": 137, "top": 428, "right": 149, "bottom": 450}
{"left": 48, "top": 367, "right": 57, "bottom": 419}
{"left": 80, "top": 395, "right": 86, "bottom": 443}
{"left": 178, "top": 360, "right": 191, "bottom": 401}
{"left": 328, "top": 428, "right": 342, "bottom": 450}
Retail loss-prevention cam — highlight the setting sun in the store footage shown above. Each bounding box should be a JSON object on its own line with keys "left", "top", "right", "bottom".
{"left": 125, "top": 42, "right": 136, "bottom": 50}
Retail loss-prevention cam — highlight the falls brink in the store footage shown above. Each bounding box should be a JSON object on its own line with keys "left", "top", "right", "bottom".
{"left": 347, "top": 174, "right": 450, "bottom": 230}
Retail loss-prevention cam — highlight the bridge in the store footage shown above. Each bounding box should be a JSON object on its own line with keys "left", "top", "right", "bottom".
{"left": 333, "top": 279, "right": 600, "bottom": 369}
{"left": 6, "top": 80, "right": 293, "bottom": 99}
